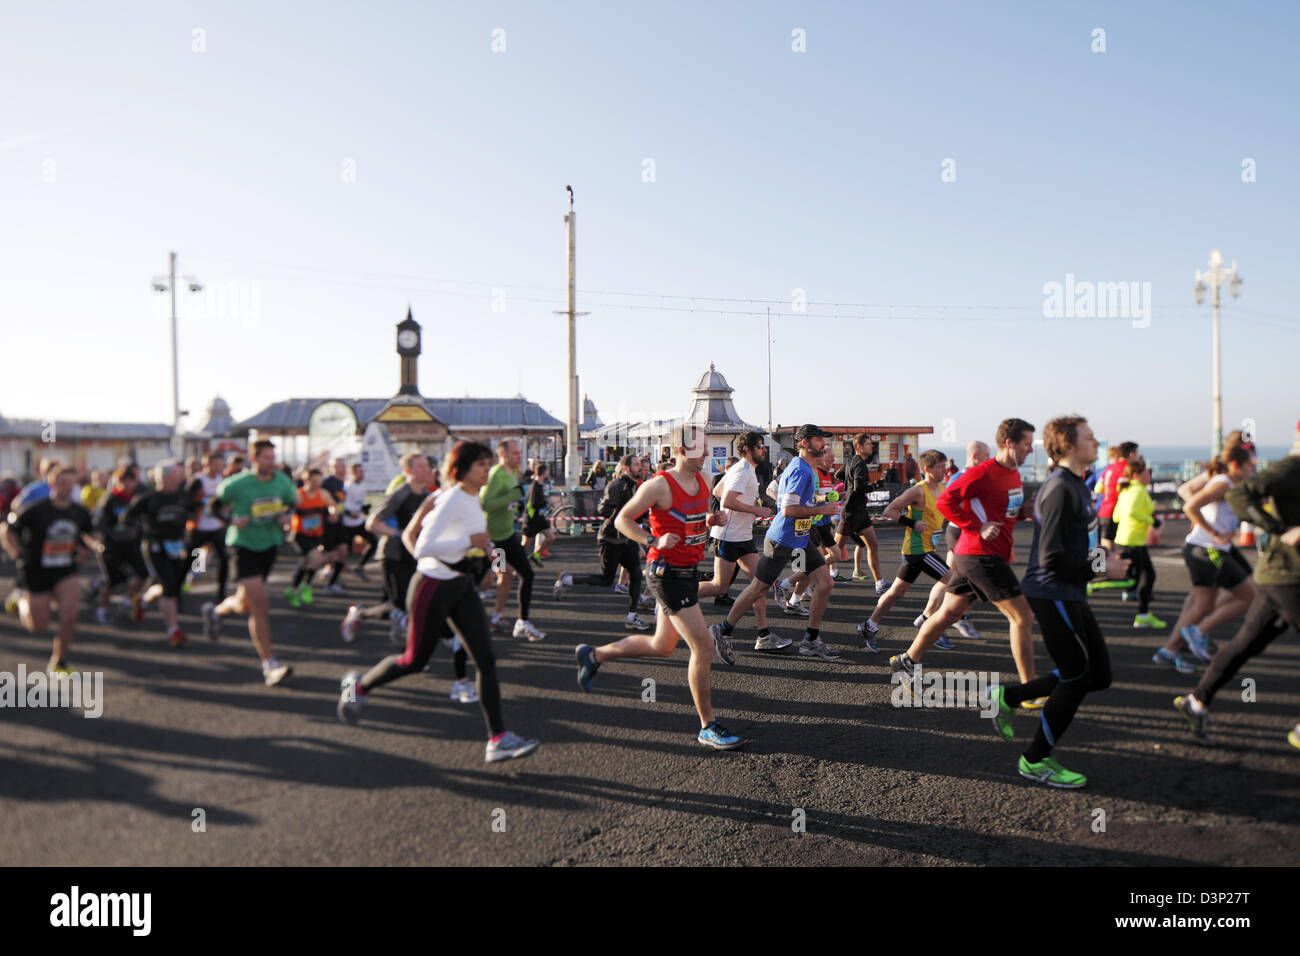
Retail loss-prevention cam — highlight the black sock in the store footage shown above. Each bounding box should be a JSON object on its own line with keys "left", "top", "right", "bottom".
{"left": 293, "top": 567, "right": 308, "bottom": 587}
{"left": 805, "top": 627, "right": 819, "bottom": 640}
{"left": 328, "top": 561, "right": 343, "bottom": 586}
{"left": 756, "top": 627, "right": 769, "bottom": 637}
{"left": 721, "top": 620, "right": 734, "bottom": 637}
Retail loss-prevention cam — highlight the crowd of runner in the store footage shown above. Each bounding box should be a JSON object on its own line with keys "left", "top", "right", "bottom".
{"left": 2, "top": 414, "right": 1298, "bottom": 779}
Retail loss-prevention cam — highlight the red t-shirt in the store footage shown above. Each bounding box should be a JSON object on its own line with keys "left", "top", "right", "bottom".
{"left": 647, "top": 470, "right": 710, "bottom": 566}
{"left": 936, "top": 457, "right": 1024, "bottom": 561}
{"left": 1096, "top": 460, "right": 1126, "bottom": 519}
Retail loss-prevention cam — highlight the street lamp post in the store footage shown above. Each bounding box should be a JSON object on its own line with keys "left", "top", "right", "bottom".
{"left": 152, "top": 251, "right": 203, "bottom": 454}
{"left": 1193, "top": 248, "right": 1243, "bottom": 459}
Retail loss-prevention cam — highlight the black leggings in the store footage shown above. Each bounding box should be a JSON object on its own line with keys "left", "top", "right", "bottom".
{"left": 1120, "top": 545, "right": 1156, "bottom": 613}
{"left": 575, "top": 540, "right": 642, "bottom": 613}
{"left": 190, "top": 529, "right": 229, "bottom": 601}
{"left": 1195, "top": 584, "right": 1300, "bottom": 706}
{"left": 1003, "top": 598, "right": 1112, "bottom": 763}
{"left": 360, "top": 572, "right": 504, "bottom": 737}
{"left": 492, "top": 534, "right": 533, "bottom": 620}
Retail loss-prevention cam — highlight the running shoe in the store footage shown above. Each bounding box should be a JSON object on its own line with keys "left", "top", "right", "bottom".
{"left": 799, "top": 637, "right": 840, "bottom": 660}
{"left": 1018, "top": 755, "right": 1087, "bottom": 789}
{"left": 1173, "top": 695, "right": 1209, "bottom": 740}
{"left": 982, "top": 684, "right": 1015, "bottom": 741}
{"left": 3, "top": 591, "right": 20, "bottom": 616}
{"left": 638, "top": 594, "right": 655, "bottom": 611}
{"left": 697, "top": 721, "right": 743, "bottom": 750}
{"left": 783, "top": 599, "right": 810, "bottom": 618}
{"left": 49, "top": 660, "right": 75, "bottom": 678}
{"left": 624, "top": 613, "right": 651, "bottom": 631}
{"left": 934, "top": 635, "right": 956, "bottom": 650}
{"left": 1120, "top": 590, "right": 1137, "bottom": 602}
{"left": 131, "top": 592, "right": 145, "bottom": 622}
{"left": 486, "top": 730, "right": 540, "bottom": 762}
{"left": 490, "top": 613, "right": 511, "bottom": 634}
{"left": 713, "top": 593, "right": 735, "bottom": 607}
{"left": 181, "top": 581, "right": 193, "bottom": 593}
{"left": 553, "top": 572, "right": 571, "bottom": 600}
{"left": 201, "top": 601, "right": 220, "bottom": 640}
{"left": 337, "top": 671, "right": 363, "bottom": 723}
{"left": 1133, "top": 612, "right": 1167, "bottom": 629}
{"left": 94, "top": 606, "right": 111, "bottom": 625}
{"left": 528, "top": 552, "right": 543, "bottom": 568}
{"left": 168, "top": 626, "right": 186, "bottom": 648}
{"left": 262, "top": 659, "right": 292, "bottom": 687}
{"left": 299, "top": 585, "right": 315, "bottom": 605}
{"left": 889, "top": 653, "right": 919, "bottom": 700}
{"left": 709, "top": 623, "right": 736, "bottom": 665}
{"left": 514, "top": 618, "right": 546, "bottom": 642}
{"left": 388, "top": 611, "right": 407, "bottom": 646}
{"left": 327, "top": 583, "right": 345, "bottom": 595}
{"left": 754, "top": 630, "right": 793, "bottom": 652}
{"left": 828, "top": 568, "right": 839, "bottom": 580}
{"left": 954, "top": 617, "right": 982, "bottom": 640}
{"left": 856, "top": 621, "right": 880, "bottom": 654}
{"left": 1020, "top": 696, "right": 1049, "bottom": 711}
{"left": 772, "top": 578, "right": 792, "bottom": 605}
{"left": 874, "top": 580, "right": 890, "bottom": 596}
{"left": 287, "top": 588, "right": 302, "bottom": 609}
{"left": 341, "top": 605, "right": 361, "bottom": 643}
{"left": 851, "top": 571, "right": 870, "bottom": 582}
{"left": 912, "top": 613, "right": 927, "bottom": 628}
{"left": 1181, "top": 625, "right": 1212, "bottom": 663}
{"left": 478, "top": 588, "right": 496, "bottom": 603}
{"left": 1287, "top": 723, "right": 1300, "bottom": 750}
{"left": 612, "top": 582, "right": 629, "bottom": 595}
{"left": 575, "top": 644, "right": 600, "bottom": 691}
{"left": 449, "top": 678, "right": 478, "bottom": 704}
{"left": 1152, "top": 647, "right": 1196, "bottom": 674}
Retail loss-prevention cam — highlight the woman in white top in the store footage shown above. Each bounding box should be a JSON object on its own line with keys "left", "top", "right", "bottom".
{"left": 1159, "top": 445, "right": 1257, "bottom": 668}
{"left": 336, "top": 441, "right": 539, "bottom": 764}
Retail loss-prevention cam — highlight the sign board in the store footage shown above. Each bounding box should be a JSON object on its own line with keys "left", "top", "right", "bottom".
{"left": 359, "top": 422, "right": 400, "bottom": 496}
{"left": 307, "top": 401, "right": 360, "bottom": 470}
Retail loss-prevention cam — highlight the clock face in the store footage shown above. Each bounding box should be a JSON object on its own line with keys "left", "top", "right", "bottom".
{"left": 398, "top": 330, "right": 418, "bottom": 349}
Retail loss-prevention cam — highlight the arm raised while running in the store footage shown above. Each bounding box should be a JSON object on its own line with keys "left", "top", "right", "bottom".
{"left": 882, "top": 483, "right": 930, "bottom": 536}
{"left": 400, "top": 489, "right": 441, "bottom": 558}
{"left": 1185, "top": 479, "right": 1233, "bottom": 548}
{"left": 614, "top": 475, "right": 675, "bottom": 548}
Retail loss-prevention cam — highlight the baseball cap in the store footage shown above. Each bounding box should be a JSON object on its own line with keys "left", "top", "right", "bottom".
{"left": 794, "top": 424, "right": 832, "bottom": 443}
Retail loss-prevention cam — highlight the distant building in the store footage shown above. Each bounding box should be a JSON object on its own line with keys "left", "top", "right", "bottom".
{"left": 0, "top": 416, "right": 172, "bottom": 478}
{"left": 771, "top": 424, "right": 935, "bottom": 480}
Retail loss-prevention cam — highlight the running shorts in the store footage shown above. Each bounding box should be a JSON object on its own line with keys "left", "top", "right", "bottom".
{"left": 715, "top": 537, "right": 757, "bottom": 563}
{"left": 16, "top": 562, "right": 78, "bottom": 595}
{"left": 295, "top": 535, "right": 325, "bottom": 556}
{"left": 232, "top": 545, "right": 277, "bottom": 582}
{"left": 644, "top": 562, "right": 699, "bottom": 613}
{"left": 947, "top": 553, "right": 1021, "bottom": 603}
{"left": 897, "top": 551, "right": 949, "bottom": 584}
{"left": 1104, "top": 518, "right": 1119, "bottom": 541}
{"left": 813, "top": 524, "right": 837, "bottom": 549}
{"left": 836, "top": 508, "right": 872, "bottom": 539}
{"left": 143, "top": 540, "right": 188, "bottom": 599}
{"left": 1183, "top": 543, "right": 1252, "bottom": 590}
{"left": 99, "top": 541, "right": 148, "bottom": 587}
{"left": 755, "top": 537, "right": 825, "bottom": 585}
{"left": 385, "top": 559, "right": 416, "bottom": 612}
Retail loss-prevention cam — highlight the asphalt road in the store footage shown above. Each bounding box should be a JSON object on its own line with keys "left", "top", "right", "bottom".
{"left": 2, "top": 520, "right": 1297, "bottom": 866}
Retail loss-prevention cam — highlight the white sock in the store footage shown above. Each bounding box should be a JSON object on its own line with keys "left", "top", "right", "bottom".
{"left": 1187, "top": 694, "right": 1206, "bottom": 714}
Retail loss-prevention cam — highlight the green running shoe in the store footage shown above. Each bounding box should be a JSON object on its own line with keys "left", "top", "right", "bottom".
{"left": 299, "top": 585, "right": 314, "bottom": 605}
{"left": 288, "top": 588, "right": 302, "bottom": 608}
{"left": 1288, "top": 724, "right": 1300, "bottom": 751}
{"left": 1133, "top": 612, "right": 1167, "bottom": 629}
{"left": 1173, "top": 695, "right": 1209, "bottom": 740}
{"left": 1018, "top": 755, "right": 1087, "bottom": 789}
{"left": 983, "top": 685, "right": 1014, "bottom": 741}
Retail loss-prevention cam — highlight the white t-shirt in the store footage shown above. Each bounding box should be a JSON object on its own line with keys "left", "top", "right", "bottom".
{"left": 196, "top": 473, "right": 224, "bottom": 532}
{"left": 711, "top": 458, "right": 759, "bottom": 543}
{"left": 415, "top": 484, "right": 488, "bottom": 580}
{"left": 342, "top": 481, "right": 367, "bottom": 527}
{"left": 1185, "top": 474, "right": 1239, "bottom": 547}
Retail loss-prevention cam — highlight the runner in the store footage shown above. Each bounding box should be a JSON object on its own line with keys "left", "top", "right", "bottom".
{"left": 552, "top": 454, "right": 653, "bottom": 632}
{"left": 834, "top": 434, "right": 888, "bottom": 593}
{"left": 891, "top": 418, "right": 1043, "bottom": 696}
{"left": 1158, "top": 445, "right": 1257, "bottom": 671}
{"left": 91, "top": 463, "right": 149, "bottom": 624}
{"left": 522, "top": 461, "right": 556, "bottom": 566}
{"left": 574, "top": 424, "right": 743, "bottom": 749}
{"left": 936, "top": 441, "right": 988, "bottom": 642}
{"left": 1110, "top": 457, "right": 1165, "bottom": 629}
{"left": 185, "top": 451, "right": 229, "bottom": 604}
{"left": 696, "top": 432, "right": 788, "bottom": 651}
{"left": 80, "top": 469, "right": 109, "bottom": 513}
{"left": 198, "top": 439, "right": 297, "bottom": 686}
{"left": 1175, "top": 417, "right": 1300, "bottom": 746}
{"left": 334, "top": 463, "right": 377, "bottom": 583}
{"left": 979, "top": 415, "right": 1132, "bottom": 788}
{"left": 480, "top": 439, "right": 545, "bottom": 642}
{"left": 285, "top": 468, "right": 342, "bottom": 607}
{"left": 337, "top": 440, "right": 539, "bottom": 762}
{"left": 856, "top": 450, "right": 957, "bottom": 653}
{"left": 1095, "top": 441, "right": 1140, "bottom": 549}
{"left": 128, "top": 459, "right": 197, "bottom": 648}
{"left": 711, "top": 424, "right": 843, "bottom": 660}
{"left": 0, "top": 462, "right": 101, "bottom": 675}
{"left": 790, "top": 446, "right": 843, "bottom": 608}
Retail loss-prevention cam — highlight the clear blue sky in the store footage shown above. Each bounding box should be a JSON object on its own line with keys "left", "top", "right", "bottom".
{"left": 2, "top": 1, "right": 1296, "bottom": 453}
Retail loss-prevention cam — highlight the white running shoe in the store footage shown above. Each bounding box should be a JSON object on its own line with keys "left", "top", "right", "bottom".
{"left": 485, "top": 730, "right": 540, "bottom": 763}
{"left": 341, "top": 605, "right": 361, "bottom": 643}
{"left": 553, "top": 572, "right": 571, "bottom": 600}
{"left": 637, "top": 593, "right": 654, "bottom": 610}
{"left": 263, "top": 659, "right": 292, "bottom": 687}
{"left": 612, "top": 582, "right": 630, "bottom": 595}
{"left": 783, "top": 599, "right": 810, "bottom": 617}
{"left": 754, "top": 630, "right": 793, "bottom": 652}
{"left": 954, "top": 617, "right": 982, "bottom": 640}
{"left": 449, "top": 678, "right": 479, "bottom": 703}
{"left": 625, "top": 613, "right": 651, "bottom": 631}
{"left": 338, "top": 671, "right": 363, "bottom": 723}
{"left": 875, "top": 580, "right": 890, "bottom": 596}
{"left": 513, "top": 618, "right": 546, "bottom": 642}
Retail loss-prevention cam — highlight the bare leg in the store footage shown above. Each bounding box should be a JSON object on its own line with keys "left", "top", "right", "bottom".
{"left": 868, "top": 578, "right": 912, "bottom": 625}
{"left": 906, "top": 591, "right": 973, "bottom": 662}
{"left": 994, "top": 594, "right": 1037, "bottom": 682}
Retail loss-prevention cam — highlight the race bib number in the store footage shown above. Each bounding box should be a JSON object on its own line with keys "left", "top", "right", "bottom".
{"left": 793, "top": 517, "right": 813, "bottom": 534}
{"left": 300, "top": 515, "right": 323, "bottom": 533}
{"left": 683, "top": 518, "right": 707, "bottom": 546}
{"left": 162, "top": 539, "right": 186, "bottom": 559}
{"left": 41, "top": 539, "right": 75, "bottom": 568}
{"left": 1006, "top": 487, "right": 1024, "bottom": 518}
{"left": 250, "top": 498, "right": 283, "bottom": 521}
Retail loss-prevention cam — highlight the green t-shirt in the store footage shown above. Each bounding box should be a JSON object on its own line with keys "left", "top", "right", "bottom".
{"left": 480, "top": 463, "right": 523, "bottom": 541}
{"left": 217, "top": 469, "right": 298, "bottom": 552}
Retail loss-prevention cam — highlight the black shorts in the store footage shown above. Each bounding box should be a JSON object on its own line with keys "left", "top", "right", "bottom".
{"left": 523, "top": 516, "right": 551, "bottom": 536}
{"left": 947, "top": 552, "right": 1021, "bottom": 603}
{"left": 836, "top": 508, "right": 872, "bottom": 539}
{"left": 232, "top": 546, "right": 277, "bottom": 582}
{"left": 897, "top": 551, "right": 950, "bottom": 584}
{"left": 1183, "top": 543, "right": 1252, "bottom": 590}
{"left": 385, "top": 559, "right": 416, "bottom": 610}
{"left": 143, "top": 541, "right": 188, "bottom": 599}
{"left": 189, "top": 527, "right": 226, "bottom": 554}
{"left": 812, "top": 523, "right": 837, "bottom": 549}
{"left": 755, "top": 537, "right": 825, "bottom": 585}
{"left": 332, "top": 523, "right": 367, "bottom": 550}
{"left": 16, "top": 562, "right": 78, "bottom": 595}
{"left": 714, "top": 537, "right": 757, "bottom": 563}
{"left": 99, "top": 541, "right": 149, "bottom": 587}
{"left": 644, "top": 562, "right": 700, "bottom": 614}
{"left": 295, "top": 535, "right": 326, "bottom": 556}
{"left": 1103, "top": 518, "right": 1119, "bottom": 540}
